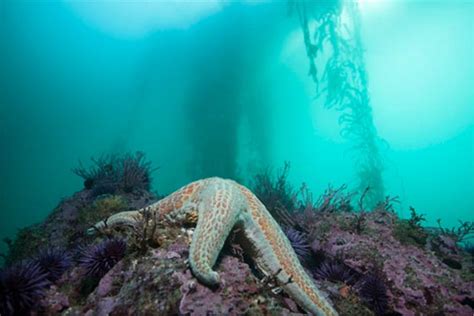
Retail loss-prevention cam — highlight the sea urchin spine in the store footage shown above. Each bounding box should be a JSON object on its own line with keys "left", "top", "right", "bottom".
{"left": 356, "top": 273, "right": 389, "bottom": 315}
{"left": 312, "top": 259, "right": 357, "bottom": 285}
{"left": 78, "top": 238, "right": 126, "bottom": 278}
{"left": 283, "top": 227, "right": 311, "bottom": 261}
{"left": 34, "top": 248, "right": 71, "bottom": 283}
{"left": 0, "top": 261, "right": 50, "bottom": 316}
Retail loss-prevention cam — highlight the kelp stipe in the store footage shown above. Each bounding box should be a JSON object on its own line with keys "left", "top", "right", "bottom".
{"left": 291, "top": 0, "right": 385, "bottom": 208}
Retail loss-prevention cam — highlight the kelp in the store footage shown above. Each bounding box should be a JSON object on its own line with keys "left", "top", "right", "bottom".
{"left": 291, "top": 0, "right": 385, "bottom": 208}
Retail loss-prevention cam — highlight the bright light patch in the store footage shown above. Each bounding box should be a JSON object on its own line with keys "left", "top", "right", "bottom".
{"left": 365, "top": 2, "right": 474, "bottom": 149}
{"left": 65, "top": 1, "right": 223, "bottom": 39}
{"left": 358, "top": 0, "right": 389, "bottom": 14}
{"left": 358, "top": 0, "right": 380, "bottom": 7}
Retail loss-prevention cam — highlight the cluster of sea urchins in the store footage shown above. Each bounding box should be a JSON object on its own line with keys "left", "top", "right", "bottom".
{"left": 312, "top": 259, "right": 358, "bottom": 285}
{"left": 0, "top": 247, "right": 72, "bottom": 316}
{"left": 314, "top": 260, "right": 389, "bottom": 314}
{"left": 283, "top": 226, "right": 390, "bottom": 315}
{"left": 0, "top": 238, "right": 126, "bottom": 315}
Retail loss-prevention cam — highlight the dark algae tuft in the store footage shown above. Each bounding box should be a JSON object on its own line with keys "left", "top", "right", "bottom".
{"left": 73, "top": 151, "right": 157, "bottom": 197}
{"left": 393, "top": 206, "right": 428, "bottom": 247}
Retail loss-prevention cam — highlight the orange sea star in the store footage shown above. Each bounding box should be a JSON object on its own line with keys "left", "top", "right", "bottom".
{"left": 89, "top": 177, "right": 338, "bottom": 316}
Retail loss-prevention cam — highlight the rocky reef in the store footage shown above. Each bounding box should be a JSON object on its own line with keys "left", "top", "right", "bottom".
{"left": 1, "top": 158, "right": 472, "bottom": 315}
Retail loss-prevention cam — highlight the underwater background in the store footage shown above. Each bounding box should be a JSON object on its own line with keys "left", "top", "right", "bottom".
{"left": 0, "top": 0, "right": 473, "bottom": 264}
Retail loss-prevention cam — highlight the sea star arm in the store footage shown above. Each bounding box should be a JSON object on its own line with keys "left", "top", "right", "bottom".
{"left": 188, "top": 178, "right": 243, "bottom": 285}
{"left": 236, "top": 183, "right": 338, "bottom": 316}
{"left": 87, "top": 179, "right": 206, "bottom": 234}
{"left": 87, "top": 210, "right": 142, "bottom": 234}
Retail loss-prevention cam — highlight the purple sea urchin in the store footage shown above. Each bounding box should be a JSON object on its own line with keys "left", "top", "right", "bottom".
{"left": 356, "top": 273, "right": 389, "bottom": 315}
{"left": 34, "top": 248, "right": 71, "bottom": 282}
{"left": 0, "top": 261, "right": 50, "bottom": 316}
{"left": 312, "top": 259, "right": 357, "bottom": 284}
{"left": 283, "top": 227, "right": 311, "bottom": 260}
{"left": 78, "top": 239, "right": 126, "bottom": 278}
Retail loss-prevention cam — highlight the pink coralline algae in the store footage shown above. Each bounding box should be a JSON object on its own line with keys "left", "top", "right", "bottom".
{"left": 309, "top": 211, "right": 474, "bottom": 315}
{"left": 176, "top": 256, "right": 259, "bottom": 316}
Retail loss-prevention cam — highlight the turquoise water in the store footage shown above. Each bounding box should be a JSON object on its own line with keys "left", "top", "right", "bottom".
{"left": 0, "top": 0, "right": 472, "bottom": 259}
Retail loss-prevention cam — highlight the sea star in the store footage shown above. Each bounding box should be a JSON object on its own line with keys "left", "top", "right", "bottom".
{"left": 89, "top": 177, "right": 338, "bottom": 316}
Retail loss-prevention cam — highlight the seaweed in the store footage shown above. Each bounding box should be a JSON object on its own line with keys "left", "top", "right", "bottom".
{"left": 374, "top": 195, "right": 400, "bottom": 213}
{"left": 73, "top": 151, "right": 157, "bottom": 197}
{"left": 408, "top": 206, "right": 426, "bottom": 228}
{"left": 437, "top": 219, "right": 474, "bottom": 243}
{"left": 350, "top": 186, "right": 370, "bottom": 234}
{"left": 310, "top": 183, "right": 353, "bottom": 213}
{"left": 131, "top": 207, "right": 161, "bottom": 253}
{"left": 393, "top": 207, "right": 428, "bottom": 247}
{"left": 252, "top": 162, "right": 296, "bottom": 226}
{"left": 291, "top": 0, "right": 385, "bottom": 208}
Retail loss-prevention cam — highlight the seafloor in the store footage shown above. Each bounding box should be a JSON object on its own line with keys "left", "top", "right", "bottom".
{"left": 1, "top": 155, "right": 473, "bottom": 316}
